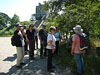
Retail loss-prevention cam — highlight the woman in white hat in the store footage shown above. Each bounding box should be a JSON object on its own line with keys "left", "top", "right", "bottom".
{"left": 46, "top": 26, "right": 56, "bottom": 72}
{"left": 71, "top": 25, "right": 85, "bottom": 74}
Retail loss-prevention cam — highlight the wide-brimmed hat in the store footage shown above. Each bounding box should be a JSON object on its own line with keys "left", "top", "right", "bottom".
{"left": 50, "top": 26, "right": 56, "bottom": 30}
{"left": 16, "top": 24, "right": 22, "bottom": 27}
{"left": 73, "top": 25, "right": 83, "bottom": 33}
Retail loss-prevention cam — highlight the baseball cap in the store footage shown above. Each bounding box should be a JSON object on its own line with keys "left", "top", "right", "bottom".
{"left": 42, "top": 24, "right": 46, "bottom": 27}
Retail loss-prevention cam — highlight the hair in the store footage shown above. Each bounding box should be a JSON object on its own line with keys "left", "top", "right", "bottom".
{"left": 29, "top": 24, "right": 34, "bottom": 28}
{"left": 50, "top": 28, "right": 55, "bottom": 32}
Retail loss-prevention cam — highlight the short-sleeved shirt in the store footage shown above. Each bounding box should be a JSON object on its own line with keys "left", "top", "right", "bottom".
{"left": 54, "top": 32, "right": 60, "bottom": 41}
{"left": 72, "top": 34, "right": 80, "bottom": 54}
{"left": 26, "top": 29, "right": 35, "bottom": 40}
{"left": 39, "top": 29, "right": 47, "bottom": 42}
{"left": 46, "top": 33, "right": 56, "bottom": 49}
{"left": 14, "top": 30, "right": 24, "bottom": 47}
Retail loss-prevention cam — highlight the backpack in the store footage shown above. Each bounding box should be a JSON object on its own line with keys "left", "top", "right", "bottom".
{"left": 11, "top": 35, "right": 16, "bottom": 46}
{"left": 77, "top": 33, "right": 89, "bottom": 51}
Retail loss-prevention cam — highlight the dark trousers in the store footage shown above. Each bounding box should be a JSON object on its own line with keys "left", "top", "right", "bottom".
{"left": 55, "top": 41, "right": 59, "bottom": 55}
{"left": 24, "top": 39, "right": 28, "bottom": 51}
{"left": 29, "top": 40, "right": 35, "bottom": 58}
{"left": 35, "top": 36, "right": 38, "bottom": 49}
{"left": 40, "top": 43, "right": 47, "bottom": 57}
{"left": 47, "top": 49, "right": 53, "bottom": 70}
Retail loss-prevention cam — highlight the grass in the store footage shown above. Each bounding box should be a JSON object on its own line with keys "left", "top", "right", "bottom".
{"left": 55, "top": 39, "right": 100, "bottom": 75}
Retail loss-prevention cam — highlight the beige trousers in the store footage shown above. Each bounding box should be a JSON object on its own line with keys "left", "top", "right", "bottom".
{"left": 16, "top": 46, "right": 24, "bottom": 66}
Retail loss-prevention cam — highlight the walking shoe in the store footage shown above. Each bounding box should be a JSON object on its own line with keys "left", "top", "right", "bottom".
{"left": 16, "top": 66, "right": 22, "bottom": 69}
{"left": 20, "top": 62, "right": 26, "bottom": 65}
{"left": 47, "top": 69, "right": 54, "bottom": 72}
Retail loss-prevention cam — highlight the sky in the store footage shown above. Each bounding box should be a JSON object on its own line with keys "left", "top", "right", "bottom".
{"left": 0, "top": 0, "right": 48, "bottom": 21}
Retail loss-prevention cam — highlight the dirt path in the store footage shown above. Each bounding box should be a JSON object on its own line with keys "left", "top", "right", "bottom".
{"left": 0, "top": 37, "right": 72, "bottom": 75}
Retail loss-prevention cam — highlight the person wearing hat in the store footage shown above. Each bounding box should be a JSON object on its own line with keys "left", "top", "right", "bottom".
{"left": 71, "top": 25, "right": 85, "bottom": 74}
{"left": 46, "top": 26, "right": 56, "bottom": 72}
{"left": 39, "top": 24, "right": 48, "bottom": 58}
{"left": 26, "top": 24, "right": 35, "bottom": 60}
{"left": 14, "top": 24, "right": 25, "bottom": 68}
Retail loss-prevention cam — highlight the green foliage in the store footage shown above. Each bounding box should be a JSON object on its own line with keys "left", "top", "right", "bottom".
{"left": 0, "top": 14, "right": 20, "bottom": 36}
{"left": 20, "top": 21, "right": 31, "bottom": 26}
{"left": 43, "top": 1, "right": 100, "bottom": 74}
{"left": 0, "top": 12, "right": 11, "bottom": 29}
{"left": 44, "top": 0, "right": 100, "bottom": 38}
{"left": 11, "top": 14, "right": 20, "bottom": 26}
{"left": 43, "top": 22, "right": 57, "bottom": 32}
{"left": 0, "top": 16, "right": 6, "bottom": 28}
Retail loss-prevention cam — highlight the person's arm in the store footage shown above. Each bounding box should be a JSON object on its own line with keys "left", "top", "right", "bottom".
{"left": 71, "top": 41, "right": 76, "bottom": 55}
{"left": 71, "top": 35, "right": 76, "bottom": 55}
{"left": 49, "top": 40, "right": 55, "bottom": 53}
{"left": 26, "top": 30, "right": 29, "bottom": 43}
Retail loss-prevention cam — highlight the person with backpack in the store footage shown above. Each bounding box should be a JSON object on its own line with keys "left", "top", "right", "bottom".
{"left": 26, "top": 24, "right": 35, "bottom": 60}
{"left": 13, "top": 24, "right": 25, "bottom": 69}
{"left": 54, "top": 27, "right": 61, "bottom": 55}
{"left": 39, "top": 24, "right": 48, "bottom": 58}
{"left": 46, "top": 26, "right": 56, "bottom": 72}
{"left": 71, "top": 25, "right": 88, "bottom": 75}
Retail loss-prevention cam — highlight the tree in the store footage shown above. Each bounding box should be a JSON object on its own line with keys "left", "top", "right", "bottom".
{"left": 0, "top": 12, "right": 11, "bottom": 29}
{"left": 20, "top": 21, "right": 30, "bottom": 26}
{"left": 43, "top": 0, "right": 100, "bottom": 38}
{"left": 11, "top": 14, "right": 20, "bottom": 26}
{"left": 0, "top": 16, "right": 6, "bottom": 29}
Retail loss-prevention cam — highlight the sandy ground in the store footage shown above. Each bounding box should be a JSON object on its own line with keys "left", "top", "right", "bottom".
{"left": 0, "top": 37, "right": 73, "bottom": 75}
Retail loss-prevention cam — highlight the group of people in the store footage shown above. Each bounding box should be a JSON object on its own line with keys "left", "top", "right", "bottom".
{"left": 14, "top": 24, "right": 38, "bottom": 68}
{"left": 13, "top": 23, "right": 61, "bottom": 72}
{"left": 13, "top": 23, "right": 86, "bottom": 74}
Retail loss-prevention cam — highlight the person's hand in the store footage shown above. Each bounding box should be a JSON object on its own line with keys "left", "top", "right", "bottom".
{"left": 71, "top": 52, "right": 74, "bottom": 55}
{"left": 18, "top": 33, "right": 21, "bottom": 36}
{"left": 52, "top": 48, "right": 55, "bottom": 54}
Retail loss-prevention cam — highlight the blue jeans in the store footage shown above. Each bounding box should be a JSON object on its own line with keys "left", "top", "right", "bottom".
{"left": 74, "top": 53, "right": 85, "bottom": 74}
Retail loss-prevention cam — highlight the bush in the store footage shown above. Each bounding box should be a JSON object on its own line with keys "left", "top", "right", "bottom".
{"left": 55, "top": 40, "right": 100, "bottom": 74}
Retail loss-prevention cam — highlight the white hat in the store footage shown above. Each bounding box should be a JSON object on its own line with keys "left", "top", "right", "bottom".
{"left": 73, "top": 25, "right": 83, "bottom": 33}
{"left": 50, "top": 26, "right": 56, "bottom": 30}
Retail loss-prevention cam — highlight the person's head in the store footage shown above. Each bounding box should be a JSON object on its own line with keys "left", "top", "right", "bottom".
{"left": 50, "top": 26, "right": 56, "bottom": 34}
{"left": 73, "top": 25, "right": 83, "bottom": 35}
{"left": 42, "top": 24, "right": 46, "bottom": 30}
{"left": 29, "top": 24, "right": 34, "bottom": 30}
{"left": 16, "top": 24, "right": 22, "bottom": 30}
